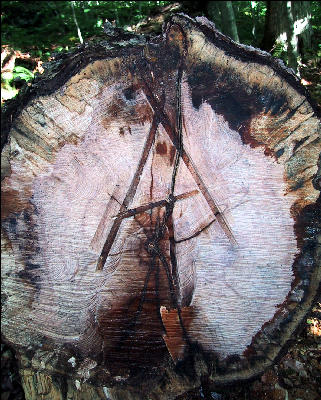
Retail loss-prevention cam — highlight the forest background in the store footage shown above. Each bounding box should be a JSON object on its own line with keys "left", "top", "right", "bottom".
{"left": 1, "top": 2, "right": 321, "bottom": 400}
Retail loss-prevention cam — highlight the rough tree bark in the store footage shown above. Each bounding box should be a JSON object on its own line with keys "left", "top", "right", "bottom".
{"left": 1, "top": 14, "right": 320, "bottom": 400}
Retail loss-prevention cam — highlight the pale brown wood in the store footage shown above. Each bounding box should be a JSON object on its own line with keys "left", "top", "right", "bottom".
{"left": 1, "top": 14, "right": 320, "bottom": 400}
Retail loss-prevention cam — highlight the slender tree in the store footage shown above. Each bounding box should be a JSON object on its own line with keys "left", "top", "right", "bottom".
{"left": 71, "top": 1, "right": 83, "bottom": 44}
{"left": 285, "top": 1, "right": 300, "bottom": 72}
{"left": 206, "top": 1, "right": 222, "bottom": 31}
{"left": 250, "top": 0, "right": 258, "bottom": 41}
{"left": 208, "top": 1, "right": 239, "bottom": 42}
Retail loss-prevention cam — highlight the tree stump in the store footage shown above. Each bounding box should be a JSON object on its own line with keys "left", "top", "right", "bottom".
{"left": 1, "top": 14, "right": 320, "bottom": 400}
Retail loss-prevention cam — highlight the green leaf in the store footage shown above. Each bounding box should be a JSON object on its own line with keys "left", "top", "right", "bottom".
{"left": 13, "top": 66, "right": 34, "bottom": 82}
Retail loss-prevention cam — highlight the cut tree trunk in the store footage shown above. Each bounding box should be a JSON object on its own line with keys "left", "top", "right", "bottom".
{"left": 1, "top": 14, "right": 320, "bottom": 400}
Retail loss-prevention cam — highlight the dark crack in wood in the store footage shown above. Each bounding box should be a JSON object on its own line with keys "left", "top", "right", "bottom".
{"left": 175, "top": 217, "right": 217, "bottom": 244}
{"left": 115, "top": 189, "right": 199, "bottom": 219}
{"left": 138, "top": 76, "right": 238, "bottom": 246}
{"left": 96, "top": 110, "right": 162, "bottom": 271}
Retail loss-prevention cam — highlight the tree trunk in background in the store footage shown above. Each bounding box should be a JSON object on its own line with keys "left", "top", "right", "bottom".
{"left": 250, "top": 0, "right": 257, "bottom": 43}
{"left": 261, "top": 0, "right": 280, "bottom": 51}
{"left": 206, "top": 1, "right": 222, "bottom": 32}
{"left": 70, "top": 0, "right": 83, "bottom": 44}
{"left": 210, "top": 1, "right": 239, "bottom": 42}
{"left": 1, "top": 14, "right": 320, "bottom": 400}
{"left": 261, "top": 1, "right": 312, "bottom": 73}
{"left": 291, "top": 1, "right": 313, "bottom": 60}
{"left": 285, "top": 1, "right": 300, "bottom": 73}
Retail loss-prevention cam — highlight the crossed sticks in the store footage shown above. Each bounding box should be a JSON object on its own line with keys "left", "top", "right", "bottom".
{"left": 94, "top": 58, "right": 239, "bottom": 362}
{"left": 96, "top": 70, "right": 237, "bottom": 272}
